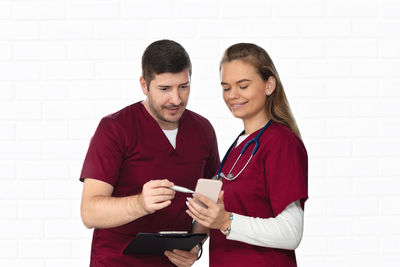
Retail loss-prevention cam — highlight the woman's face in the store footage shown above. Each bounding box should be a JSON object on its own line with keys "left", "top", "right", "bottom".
{"left": 220, "top": 60, "right": 273, "bottom": 122}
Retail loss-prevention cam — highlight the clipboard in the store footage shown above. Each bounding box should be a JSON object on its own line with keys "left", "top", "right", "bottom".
{"left": 123, "top": 232, "right": 207, "bottom": 255}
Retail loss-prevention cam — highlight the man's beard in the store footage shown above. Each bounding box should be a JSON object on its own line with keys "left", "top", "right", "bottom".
{"left": 148, "top": 100, "right": 185, "bottom": 123}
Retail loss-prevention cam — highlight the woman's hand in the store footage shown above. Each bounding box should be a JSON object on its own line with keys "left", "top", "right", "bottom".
{"left": 186, "top": 191, "right": 231, "bottom": 231}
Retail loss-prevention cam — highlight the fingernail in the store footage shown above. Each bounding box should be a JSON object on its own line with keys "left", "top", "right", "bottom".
{"left": 185, "top": 210, "right": 189, "bottom": 214}
{"left": 185, "top": 201, "right": 189, "bottom": 206}
{"left": 192, "top": 193, "right": 196, "bottom": 198}
{"left": 186, "top": 197, "right": 191, "bottom": 201}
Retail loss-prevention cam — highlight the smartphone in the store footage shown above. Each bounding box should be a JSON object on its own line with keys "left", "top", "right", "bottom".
{"left": 194, "top": 178, "right": 223, "bottom": 207}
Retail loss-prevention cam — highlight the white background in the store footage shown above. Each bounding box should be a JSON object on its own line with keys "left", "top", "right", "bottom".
{"left": 1, "top": 0, "right": 400, "bottom": 266}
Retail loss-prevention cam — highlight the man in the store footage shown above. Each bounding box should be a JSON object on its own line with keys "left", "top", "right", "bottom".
{"left": 80, "top": 39, "right": 220, "bottom": 266}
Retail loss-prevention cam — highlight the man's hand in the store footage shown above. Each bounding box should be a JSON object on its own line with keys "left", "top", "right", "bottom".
{"left": 136, "top": 179, "right": 176, "bottom": 215}
{"left": 164, "top": 245, "right": 200, "bottom": 267}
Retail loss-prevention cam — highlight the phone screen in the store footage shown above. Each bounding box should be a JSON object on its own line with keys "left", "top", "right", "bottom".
{"left": 194, "top": 179, "right": 222, "bottom": 207}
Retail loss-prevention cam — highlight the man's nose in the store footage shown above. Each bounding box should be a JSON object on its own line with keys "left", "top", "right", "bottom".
{"left": 169, "top": 89, "right": 182, "bottom": 106}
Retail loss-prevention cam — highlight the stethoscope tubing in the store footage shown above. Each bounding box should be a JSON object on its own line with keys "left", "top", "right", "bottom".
{"left": 216, "top": 120, "right": 272, "bottom": 180}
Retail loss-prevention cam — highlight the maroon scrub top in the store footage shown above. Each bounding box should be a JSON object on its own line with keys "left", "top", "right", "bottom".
{"left": 80, "top": 102, "right": 220, "bottom": 266}
{"left": 210, "top": 122, "right": 308, "bottom": 267}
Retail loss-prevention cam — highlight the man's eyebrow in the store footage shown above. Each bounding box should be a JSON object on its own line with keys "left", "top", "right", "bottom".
{"left": 157, "top": 81, "right": 190, "bottom": 87}
{"left": 179, "top": 81, "right": 190, "bottom": 86}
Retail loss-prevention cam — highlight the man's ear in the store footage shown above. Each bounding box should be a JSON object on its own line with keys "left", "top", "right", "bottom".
{"left": 140, "top": 76, "right": 148, "bottom": 95}
{"left": 265, "top": 76, "right": 276, "bottom": 96}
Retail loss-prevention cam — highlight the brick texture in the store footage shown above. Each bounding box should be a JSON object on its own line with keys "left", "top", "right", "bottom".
{"left": 1, "top": 0, "right": 399, "bottom": 266}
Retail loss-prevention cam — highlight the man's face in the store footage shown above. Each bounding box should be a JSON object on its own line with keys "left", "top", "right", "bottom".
{"left": 141, "top": 70, "right": 191, "bottom": 130}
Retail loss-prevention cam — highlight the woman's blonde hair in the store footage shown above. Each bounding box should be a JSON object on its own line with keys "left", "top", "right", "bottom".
{"left": 220, "top": 43, "right": 301, "bottom": 138}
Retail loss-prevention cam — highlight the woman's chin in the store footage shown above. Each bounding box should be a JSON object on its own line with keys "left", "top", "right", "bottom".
{"left": 231, "top": 111, "right": 245, "bottom": 119}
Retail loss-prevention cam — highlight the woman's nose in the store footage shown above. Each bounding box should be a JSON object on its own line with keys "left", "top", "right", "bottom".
{"left": 228, "top": 87, "right": 239, "bottom": 99}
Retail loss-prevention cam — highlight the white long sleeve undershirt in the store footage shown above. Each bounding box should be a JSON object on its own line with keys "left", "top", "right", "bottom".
{"left": 227, "top": 200, "right": 304, "bottom": 250}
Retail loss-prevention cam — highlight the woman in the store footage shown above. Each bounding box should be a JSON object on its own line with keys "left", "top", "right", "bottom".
{"left": 186, "top": 43, "right": 308, "bottom": 266}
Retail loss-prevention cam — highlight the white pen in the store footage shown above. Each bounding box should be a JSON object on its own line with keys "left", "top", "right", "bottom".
{"left": 171, "top": 185, "right": 194, "bottom": 194}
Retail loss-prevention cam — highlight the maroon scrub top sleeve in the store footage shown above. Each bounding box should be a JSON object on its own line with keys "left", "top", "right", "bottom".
{"left": 266, "top": 132, "right": 308, "bottom": 216}
{"left": 204, "top": 127, "right": 220, "bottom": 178}
{"left": 80, "top": 117, "right": 127, "bottom": 186}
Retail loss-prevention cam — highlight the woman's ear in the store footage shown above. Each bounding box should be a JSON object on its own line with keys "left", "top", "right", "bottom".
{"left": 265, "top": 76, "right": 276, "bottom": 96}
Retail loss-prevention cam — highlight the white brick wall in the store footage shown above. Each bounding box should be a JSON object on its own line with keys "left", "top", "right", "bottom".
{"left": 0, "top": 0, "right": 399, "bottom": 266}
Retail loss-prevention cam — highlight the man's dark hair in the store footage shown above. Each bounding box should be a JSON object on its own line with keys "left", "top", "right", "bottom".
{"left": 141, "top": 39, "right": 192, "bottom": 88}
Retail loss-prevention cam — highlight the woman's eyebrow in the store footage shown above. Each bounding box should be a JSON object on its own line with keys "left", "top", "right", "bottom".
{"left": 221, "top": 79, "right": 251, "bottom": 86}
{"left": 236, "top": 79, "right": 251, "bottom": 84}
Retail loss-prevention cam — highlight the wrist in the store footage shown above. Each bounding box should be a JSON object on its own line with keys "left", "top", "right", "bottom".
{"left": 220, "top": 212, "right": 233, "bottom": 235}
{"left": 220, "top": 211, "right": 230, "bottom": 230}
{"left": 128, "top": 194, "right": 147, "bottom": 219}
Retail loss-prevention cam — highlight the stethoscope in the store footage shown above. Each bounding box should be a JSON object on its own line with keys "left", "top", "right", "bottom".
{"left": 215, "top": 120, "right": 272, "bottom": 181}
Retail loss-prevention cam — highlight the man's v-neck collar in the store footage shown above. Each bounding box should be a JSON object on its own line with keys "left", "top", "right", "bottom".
{"left": 139, "top": 102, "right": 186, "bottom": 153}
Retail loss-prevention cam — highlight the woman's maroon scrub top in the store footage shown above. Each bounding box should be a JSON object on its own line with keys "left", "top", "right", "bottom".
{"left": 80, "top": 102, "right": 220, "bottom": 266}
{"left": 210, "top": 122, "right": 308, "bottom": 267}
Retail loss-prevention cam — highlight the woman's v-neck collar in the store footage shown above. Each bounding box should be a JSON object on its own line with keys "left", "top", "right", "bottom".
{"left": 232, "top": 125, "right": 265, "bottom": 153}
